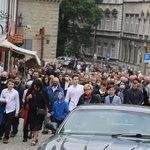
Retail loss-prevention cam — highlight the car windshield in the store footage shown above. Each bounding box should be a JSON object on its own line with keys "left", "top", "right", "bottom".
{"left": 60, "top": 109, "right": 150, "bottom": 135}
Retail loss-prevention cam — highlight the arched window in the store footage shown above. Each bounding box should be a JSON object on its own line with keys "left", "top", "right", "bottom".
{"left": 104, "top": 8, "right": 111, "bottom": 30}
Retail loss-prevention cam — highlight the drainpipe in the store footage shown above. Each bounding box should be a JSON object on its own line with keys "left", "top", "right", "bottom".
{"left": 15, "top": 0, "right": 19, "bottom": 33}
{"left": 5, "top": 0, "right": 11, "bottom": 72}
{"left": 7, "top": 0, "right": 10, "bottom": 33}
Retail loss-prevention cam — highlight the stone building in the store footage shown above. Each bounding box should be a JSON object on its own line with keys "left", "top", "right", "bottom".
{"left": 17, "top": 0, "right": 62, "bottom": 62}
{"left": 81, "top": 0, "right": 150, "bottom": 75}
{"left": 81, "top": 0, "right": 123, "bottom": 68}
{"left": 121, "top": 0, "right": 150, "bottom": 74}
{"left": 0, "top": 0, "right": 61, "bottom": 71}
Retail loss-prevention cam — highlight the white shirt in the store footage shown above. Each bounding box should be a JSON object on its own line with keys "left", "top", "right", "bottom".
{"left": 65, "top": 84, "right": 84, "bottom": 111}
{"left": 0, "top": 88, "right": 20, "bottom": 114}
{"left": 0, "top": 66, "right": 3, "bottom": 75}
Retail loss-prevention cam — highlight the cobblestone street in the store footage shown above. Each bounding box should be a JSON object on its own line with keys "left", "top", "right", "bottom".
{"left": 0, "top": 119, "right": 51, "bottom": 150}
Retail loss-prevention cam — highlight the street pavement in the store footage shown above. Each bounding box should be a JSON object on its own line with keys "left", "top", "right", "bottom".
{"left": 0, "top": 119, "right": 51, "bottom": 150}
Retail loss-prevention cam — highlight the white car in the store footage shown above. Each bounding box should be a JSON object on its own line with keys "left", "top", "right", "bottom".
{"left": 57, "top": 56, "right": 74, "bottom": 66}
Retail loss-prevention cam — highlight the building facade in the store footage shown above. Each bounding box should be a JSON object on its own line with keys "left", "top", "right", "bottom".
{"left": 17, "top": 0, "right": 62, "bottom": 62}
{"left": 81, "top": 0, "right": 150, "bottom": 75}
{"left": 0, "top": 0, "right": 18, "bottom": 70}
{"left": 121, "top": 0, "right": 150, "bottom": 74}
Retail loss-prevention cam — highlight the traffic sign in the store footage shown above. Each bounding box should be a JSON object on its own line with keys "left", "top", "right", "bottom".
{"left": 144, "top": 53, "right": 150, "bottom": 63}
{"left": 106, "top": 53, "right": 110, "bottom": 60}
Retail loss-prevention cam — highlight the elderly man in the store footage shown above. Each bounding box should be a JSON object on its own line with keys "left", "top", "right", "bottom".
{"left": 43, "top": 77, "right": 64, "bottom": 134}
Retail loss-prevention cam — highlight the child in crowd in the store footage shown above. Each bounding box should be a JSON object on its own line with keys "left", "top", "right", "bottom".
{"left": 105, "top": 85, "right": 122, "bottom": 104}
{"left": 50, "top": 92, "right": 69, "bottom": 127}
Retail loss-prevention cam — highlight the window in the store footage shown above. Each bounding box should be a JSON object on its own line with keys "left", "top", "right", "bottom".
{"left": 97, "top": 43, "right": 101, "bottom": 56}
{"left": 130, "top": 15, "right": 134, "bottom": 33}
{"left": 21, "top": 39, "right": 32, "bottom": 50}
{"left": 126, "top": 15, "right": 129, "bottom": 32}
{"left": 111, "top": 44, "right": 115, "bottom": 58}
{"left": 98, "top": 18, "right": 103, "bottom": 30}
{"left": 137, "top": 49, "right": 142, "bottom": 65}
{"left": 87, "top": 47, "right": 93, "bottom": 54}
{"left": 148, "top": 19, "right": 150, "bottom": 35}
{"left": 104, "top": 44, "right": 108, "bottom": 57}
{"left": 142, "top": 19, "right": 145, "bottom": 35}
{"left": 113, "top": 16, "right": 117, "bottom": 31}
{"left": 135, "top": 16, "right": 139, "bottom": 34}
{"left": 106, "top": 16, "right": 110, "bottom": 30}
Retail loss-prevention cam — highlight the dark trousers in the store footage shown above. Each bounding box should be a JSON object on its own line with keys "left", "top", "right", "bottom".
{"left": 50, "top": 116, "right": 63, "bottom": 127}
{"left": 23, "top": 119, "right": 29, "bottom": 139}
{"left": 11, "top": 116, "right": 19, "bottom": 134}
{"left": 43, "top": 116, "right": 50, "bottom": 131}
{"left": 0, "top": 111, "right": 15, "bottom": 139}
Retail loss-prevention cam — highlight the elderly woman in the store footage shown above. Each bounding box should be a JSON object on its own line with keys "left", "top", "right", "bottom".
{"left": 77, "top": 84, "right": 101, "bottom": 106}
{"left": 25, "top": 79, "right": 50, "bottom": 146}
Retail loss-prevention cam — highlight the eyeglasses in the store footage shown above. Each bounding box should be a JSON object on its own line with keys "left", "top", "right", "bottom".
{"left": 133, "top": 82, "right": 138, "bottom": 84}
{"left": 84, "top": 88, "right": 91, "bottom": 91}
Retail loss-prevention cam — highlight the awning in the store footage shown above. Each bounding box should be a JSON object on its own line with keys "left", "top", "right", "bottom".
{"left": 0, "top": 39, "right": 41, "bottom": 65}
{"left": 0, "top": 34, "right": 7, "bottom": 43}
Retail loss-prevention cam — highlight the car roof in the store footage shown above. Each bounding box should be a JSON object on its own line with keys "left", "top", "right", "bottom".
{"left": 75, "top": 104, "right": 150, "bottom": 114}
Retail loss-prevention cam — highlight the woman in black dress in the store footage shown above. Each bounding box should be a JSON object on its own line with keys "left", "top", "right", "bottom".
{"left": 25, "top": 79, "right": 50, "bottom": 146}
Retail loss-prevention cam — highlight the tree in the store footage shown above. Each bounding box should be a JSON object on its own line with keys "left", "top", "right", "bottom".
{"left": 57, "top": 0, "right": 103, "bottom": 57}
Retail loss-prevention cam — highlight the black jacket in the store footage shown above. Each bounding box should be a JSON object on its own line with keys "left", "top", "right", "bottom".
{"left": 77, "top": 93, "right": 101, "bottom": 106}
{"left": 126, "top": 88, "right": 143, "bottom": 105}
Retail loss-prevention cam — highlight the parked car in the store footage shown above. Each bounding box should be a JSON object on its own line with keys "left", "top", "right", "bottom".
{"left": 56, "top": 56, "right": 74, "bottom": 68}
{"left": 38, "top": 104, "right": 150, "bottom": 150}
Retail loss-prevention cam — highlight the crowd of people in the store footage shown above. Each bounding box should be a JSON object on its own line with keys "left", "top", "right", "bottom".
{"left": 0, "top": 60, "right": 150, "bottom": 146}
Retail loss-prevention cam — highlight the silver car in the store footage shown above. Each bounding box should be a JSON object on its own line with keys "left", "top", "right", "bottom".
{"left": 38, "top": 104, "right": 150, "bottom": 150}
{"left": 57, "top": 56, "right": 74, "bottom": 66}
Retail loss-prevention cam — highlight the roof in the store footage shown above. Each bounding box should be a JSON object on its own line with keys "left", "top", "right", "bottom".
{"left": 0, "top": 39, "right": 41, "bottom": 65}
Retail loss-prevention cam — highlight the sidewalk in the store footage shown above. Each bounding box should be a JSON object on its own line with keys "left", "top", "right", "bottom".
{"left": 0, "top": 119, "right": 51, "bottom": 150}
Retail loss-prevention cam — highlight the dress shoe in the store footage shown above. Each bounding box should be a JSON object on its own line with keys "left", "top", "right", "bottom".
{"left": 23, "top": 138, "right": 27, "bottom": 142}
{"left": 42, "top": 130, "right": 48, "bottom": 134}
{"left": 10, "top": 133, "right": 16, "bottom": 137}
{"left": 3, "top": 138, "right": 8, "bottom": 144}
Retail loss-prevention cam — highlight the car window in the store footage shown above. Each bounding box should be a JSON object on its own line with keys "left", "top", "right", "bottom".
{"left": 60, "top": 109, "right": 150, "bottom": 135}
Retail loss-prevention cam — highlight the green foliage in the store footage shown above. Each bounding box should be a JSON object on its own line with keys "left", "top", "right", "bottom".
{"left": 57, "top": 0, "right": 103, "bottom": 57}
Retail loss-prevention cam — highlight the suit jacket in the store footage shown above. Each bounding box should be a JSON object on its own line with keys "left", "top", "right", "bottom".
{"left": 105, "top": 95, "right": 122, "bottom": 104}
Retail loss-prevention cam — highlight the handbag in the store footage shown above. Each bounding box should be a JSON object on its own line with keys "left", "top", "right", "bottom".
{"left": 37, "top": 108, "right": 46, "bottom": 116}
{"left": 19, "top": 105, "right": 25, "bottom": 118}
{"left": 34, "top": 93, "right": 46, "bottom": 117}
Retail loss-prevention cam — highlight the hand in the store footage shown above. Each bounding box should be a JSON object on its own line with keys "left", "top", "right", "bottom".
{"left": 15, "top": 113, "right": 19, "bottom": 117}
{"left": 26, "top": 94, "right": 32, "bottom": 101}
{"left": 46, "top": 112, "right": 51, "bottom": 117}
{"left": 0, "top": 99, "right": 7, "bottom": 103}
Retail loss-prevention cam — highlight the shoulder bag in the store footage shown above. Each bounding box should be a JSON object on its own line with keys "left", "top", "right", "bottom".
{"left": 34, "top": 93, "right": 46, "bottom": 117}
